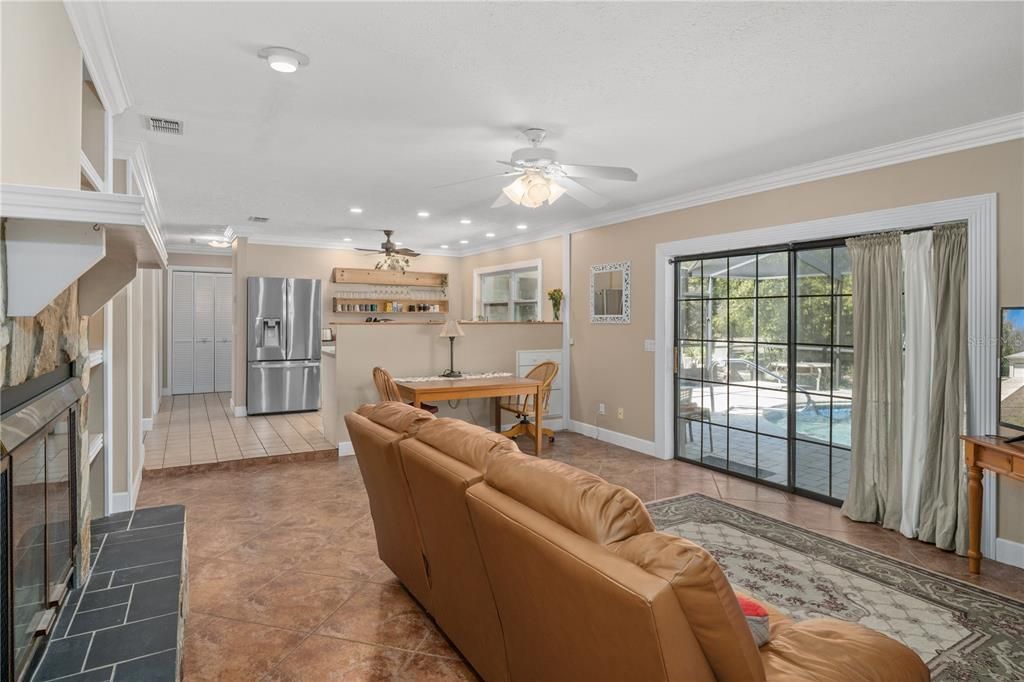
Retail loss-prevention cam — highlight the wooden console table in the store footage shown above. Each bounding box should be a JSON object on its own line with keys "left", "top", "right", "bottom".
{"left": 961, "top": 435, "right": 1024, "bottom": 574}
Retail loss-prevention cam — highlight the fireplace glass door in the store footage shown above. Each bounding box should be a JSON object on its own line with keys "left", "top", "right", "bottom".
{"left": 9, "top": 407, "right": 75, "bottom": 679}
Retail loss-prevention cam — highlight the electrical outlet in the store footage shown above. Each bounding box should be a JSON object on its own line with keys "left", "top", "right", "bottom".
{"left": 617, "top": 407, "right": 625, "bottom": 419}
{"left": 598, "top": 403, "right": 606, "bottom": 415}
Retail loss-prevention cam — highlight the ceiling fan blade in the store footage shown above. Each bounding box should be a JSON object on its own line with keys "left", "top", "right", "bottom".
{"left": 559, "top": 163, "right": 638, "bottom": 182}
{"left": 557, "top": 177, "right": 609, "bottom": 208}
{"left": 354, "top": 248, "right": 384, "bottom": 253}
{"left": 496, "top": 160, "right": 517, "bottom": 167}
{"left": 395, "top": 248, "right": 420, "bottom": 257}
{"left": 432, "top": 171, "right": 519, "bottom": 189}
{"left": 491, "top": 192, "right": 511, "bottom": 208}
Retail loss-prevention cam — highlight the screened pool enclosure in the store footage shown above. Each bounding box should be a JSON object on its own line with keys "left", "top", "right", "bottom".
{"left": 674, "top": 243, "right": 853, "bottom": 503}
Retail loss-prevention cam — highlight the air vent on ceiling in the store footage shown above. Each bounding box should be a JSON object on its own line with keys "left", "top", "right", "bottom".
{"left": 147, "top": 116, "right": 183, "bottom": 135}
{"left": 247, "top": 216, "right": 269, "bottom": 223}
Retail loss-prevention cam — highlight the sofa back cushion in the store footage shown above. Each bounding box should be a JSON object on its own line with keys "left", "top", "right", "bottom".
{"left": 483, "top": 454, "right": 655, "bottom": 544}
{"left": 466, "top": 481, "right": 714, "bottom": 682}
{"left": 344, "top": 405, "right": 434, "bottom": 607}
{"left": 609, "top": 531, "right": 767, "bottom": 682}
{"left": 399, "top": 429, "right": 521, "bottom": 682}
{"left": 356, "top": 401, "right": 434, "bottom": 435}
{"left": 413, "top": 418, "right": 520, "bottom": 472}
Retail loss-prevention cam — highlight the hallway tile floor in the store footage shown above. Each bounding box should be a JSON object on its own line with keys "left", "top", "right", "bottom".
{"left": 136, "top": 431, "right": 1024, "bottom": 681}
{"left": 143, "top": 393, "right": 334, "bottom": 470}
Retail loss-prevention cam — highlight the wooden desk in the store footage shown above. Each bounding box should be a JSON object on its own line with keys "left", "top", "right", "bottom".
{"left": 396, "top": 376, "right": 544, "bottom": 455}
{"left": 961, "top": 435, "right": 1024, "bottom": 574}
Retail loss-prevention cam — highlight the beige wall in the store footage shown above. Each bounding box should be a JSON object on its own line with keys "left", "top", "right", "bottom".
{"left": 459, "top": 237, "right": 564, "bottom": 321}
{"left": 161, "top": 252, "right": 233, "bottom": 391}
{"left": 0, "top": 1, "right": 82, "bottom": 188}
{"left": 81, "top": 80, "right": 105, "bottom": 180}
{"left": 567, "top": 139, "right": 1024, "bottom": 540}
{"left": 324, "top": 322, "right": 563, "bottom": 444}
{"left": 232, "top": 240, "right": 463, "bottom": 408}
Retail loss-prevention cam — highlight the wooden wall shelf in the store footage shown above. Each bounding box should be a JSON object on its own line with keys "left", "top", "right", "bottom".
{"left": 332, "top": 268, "right": 447, "bottom": 287}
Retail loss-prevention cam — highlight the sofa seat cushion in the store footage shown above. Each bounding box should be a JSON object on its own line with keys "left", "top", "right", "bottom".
{"left": 413, "top": 418, "right": 522, "bottom": 473}
{"left": 356, "top": 401, "right": 435, "bottom": 436}
{"left": 609, "top": 531, "right": 766, "bottom": 682}
{"left": 483, "top": 455, "right": 655, "bottom": 545}
{"left": 761, "top": 618, "right": 929, "bottom": 681}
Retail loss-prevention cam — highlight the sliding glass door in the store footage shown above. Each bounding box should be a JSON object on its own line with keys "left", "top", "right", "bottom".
{"left": 674, "top": 243, "right": 853, "bottom": 503}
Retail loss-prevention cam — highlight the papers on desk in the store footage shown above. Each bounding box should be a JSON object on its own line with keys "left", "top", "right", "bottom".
{"left": 395, "top": 371, "right": 514, "bottom": 382}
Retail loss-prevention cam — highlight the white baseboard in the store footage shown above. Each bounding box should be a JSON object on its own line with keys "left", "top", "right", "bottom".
{"left": 569, "top": 420, "right": 658, "bottom": 458}
{"left": 230, "top": 398, "right": 247, "bottom": 417}
{"left": 109, "top": 491, "right": 132, "bottom": 514}
{"left": 338, "top": 441, "right": 354, "bottom": 456}
{"left": 141, "top": 417, "right": 153, "bottom": 432}
{"left": 995, "top": 537, "right": 1024, "bottom": 570}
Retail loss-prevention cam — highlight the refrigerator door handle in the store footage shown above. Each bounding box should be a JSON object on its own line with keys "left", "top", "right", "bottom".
{"left": 253, "top": 361, "right": 320, "bottom": 369}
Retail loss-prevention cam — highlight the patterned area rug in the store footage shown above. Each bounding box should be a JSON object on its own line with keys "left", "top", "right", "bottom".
{"left": 647, "top": 494, "right": 1024, "bottom": 681}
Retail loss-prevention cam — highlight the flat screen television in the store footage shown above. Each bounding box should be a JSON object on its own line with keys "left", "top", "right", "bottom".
{"left": 999, "top": 306, "right": 1024, "bottom": 442}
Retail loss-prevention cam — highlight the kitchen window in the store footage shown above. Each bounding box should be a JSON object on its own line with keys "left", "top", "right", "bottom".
{"left": 474, "top": 260, "right": 542, "bottom": 322}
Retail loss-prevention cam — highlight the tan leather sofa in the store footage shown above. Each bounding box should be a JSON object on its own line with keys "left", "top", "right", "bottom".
{"left": 347, "top": 403, "right": 929, "bottom": 682}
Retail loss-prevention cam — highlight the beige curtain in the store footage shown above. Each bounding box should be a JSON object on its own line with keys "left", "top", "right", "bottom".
{"left": 917, "top": 223, "right": 968, "bottom": 552}
{"left": 841, "top": 233, "right": 903, "bottom": 530}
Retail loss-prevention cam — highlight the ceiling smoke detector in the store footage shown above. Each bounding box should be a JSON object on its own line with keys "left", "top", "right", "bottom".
{"left": 257, "top": 46, "right": 310, "bottom": 73}
{"left": 147, "top": 116, "right": 183, "bottom": 135}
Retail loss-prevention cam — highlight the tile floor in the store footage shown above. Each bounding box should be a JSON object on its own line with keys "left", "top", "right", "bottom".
{"left": 135, "top": 431, "right": 1024, "bottom": 681}
{"left": 143, "top": 393, "right": 334, "bottom": 470}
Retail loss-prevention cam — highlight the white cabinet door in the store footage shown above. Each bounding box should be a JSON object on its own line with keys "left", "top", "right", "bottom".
{"left": 192, "top": 273, "right": 216, "bottom": 393}
{"left": 214, "top": 274, "right": 233, "bottom": 392}
{"left": 171, "top": 272, "right": 194, "bottom": 394}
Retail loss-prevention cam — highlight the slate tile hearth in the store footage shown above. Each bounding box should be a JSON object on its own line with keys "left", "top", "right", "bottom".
{"left": 32, "top": 506, "right": 187, "bottom": 682}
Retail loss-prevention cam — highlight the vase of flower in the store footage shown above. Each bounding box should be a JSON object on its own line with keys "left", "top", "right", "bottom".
{"left": 547, "top": 288, "right": 564, "bottom": 322}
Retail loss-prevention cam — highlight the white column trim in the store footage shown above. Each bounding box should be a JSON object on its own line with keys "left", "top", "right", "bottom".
{"left": 561, "top": 233, "right": 572, "bottom": 424}
{"left": 654, "top": 193, "right": 998, "bottom": 558}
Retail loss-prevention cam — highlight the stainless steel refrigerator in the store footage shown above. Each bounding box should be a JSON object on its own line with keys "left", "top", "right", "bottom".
{"left": 247, "top": 277, "right": 322, "bottom": 415}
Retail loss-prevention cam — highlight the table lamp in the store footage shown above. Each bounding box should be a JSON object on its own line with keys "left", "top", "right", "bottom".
{"left": 439, "top": 320, "right": 464, "bottom": 378}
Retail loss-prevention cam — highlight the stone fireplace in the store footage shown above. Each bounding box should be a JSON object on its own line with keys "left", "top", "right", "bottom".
{"left": 1, "top": 236, "right": 94, "bottom": 680}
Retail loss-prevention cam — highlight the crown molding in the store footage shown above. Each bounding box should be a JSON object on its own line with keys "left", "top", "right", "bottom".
{"left": 0, "top": 183, "right": 144, "bottom": 224}
{"left": 64, "top": 1, "right": 131, "bottom": 115}
{"left": 536, "top": 112, "right": 1024, "bottom": 243}
{"left": 165, "top": 243, "right": 234, "bottom": 256}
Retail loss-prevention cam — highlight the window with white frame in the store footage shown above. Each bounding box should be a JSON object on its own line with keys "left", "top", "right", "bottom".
{"left": 475, "top": 261, "right": 542, "bottom": 322}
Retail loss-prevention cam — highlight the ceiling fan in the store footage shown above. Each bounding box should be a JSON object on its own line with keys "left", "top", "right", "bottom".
{"left": 443, "top": 128, "right": 638, "bottom": 209}
{"left": 354, "top": 229, "right": 420, "bottom": 270}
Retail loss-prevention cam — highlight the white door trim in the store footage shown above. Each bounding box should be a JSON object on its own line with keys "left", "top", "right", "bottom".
{"left": 654, "top": 193, "right": 998, "bottom": 558}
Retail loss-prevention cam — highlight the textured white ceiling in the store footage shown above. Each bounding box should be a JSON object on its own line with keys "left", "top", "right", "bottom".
{"left": 105, "top": 2, "right": 1024, "bottom": 255}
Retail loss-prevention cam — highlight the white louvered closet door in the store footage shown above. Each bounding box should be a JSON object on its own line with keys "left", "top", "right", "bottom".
{"left": 192, "top": 273, "right": 217, "bottom": 393}
{"left": 171, "top": 272, "right": 195, "bottom": 394}
{"left": 214, "top": 274, "right": 233, "bottom": 392}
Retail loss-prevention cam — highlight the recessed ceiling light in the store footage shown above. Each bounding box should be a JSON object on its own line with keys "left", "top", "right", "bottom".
{"left": 485, "top": 232, "right": 496, "bottom": 238}
{"left": 440, "top": 244, "right": 449, "bottom": 249}
{"left": 460, "top": 218, "right": 472, "bottom": 225}
{"left": 342, "top": 237, "right": 352, "bottom": 242}
{"left": 516, "top": 224, "right": 528, "bottom": 230}
{"left": 257, "top": 46, "right": 310, "bottom": 73}
{"left": 459, "top": 239, "right": 469, "bottom": 244}
{"left": 349, "top": 207, "right": 362, "bottom": 214}
{"left": 417, "top": 211, "right": 430, "bottom": 218}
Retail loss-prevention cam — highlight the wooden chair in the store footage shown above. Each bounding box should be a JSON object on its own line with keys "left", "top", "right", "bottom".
{"left": 372, "top": 367, "right": 438, "bottom": 414}
{"left": 499, "top": 361, "right": 558, "bottom": 443}
{"left": 678, "top": 387, "right": 712, "bottom": 449}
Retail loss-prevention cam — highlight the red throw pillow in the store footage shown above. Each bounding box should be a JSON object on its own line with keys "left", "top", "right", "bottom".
{"left": 736, "top": 594, "right": 771, "bottom": 646}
